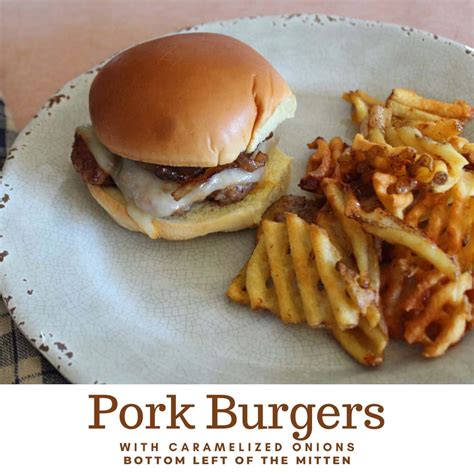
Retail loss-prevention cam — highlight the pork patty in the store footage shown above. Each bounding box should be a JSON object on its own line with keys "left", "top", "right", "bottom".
{"left": 71, "top": 132, "right": 113, "bottom": 186}
{"left": 208, "top": 183, "right": 256, "bottom": 206}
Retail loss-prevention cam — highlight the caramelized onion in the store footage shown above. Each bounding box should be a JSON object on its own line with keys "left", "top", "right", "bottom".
{"left": 172, "top": 152, "right": 267, "bottom": 201}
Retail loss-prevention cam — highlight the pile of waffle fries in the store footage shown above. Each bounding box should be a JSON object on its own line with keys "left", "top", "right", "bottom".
{"left": 228, "top": 88, "right": 473, "bottom": 366}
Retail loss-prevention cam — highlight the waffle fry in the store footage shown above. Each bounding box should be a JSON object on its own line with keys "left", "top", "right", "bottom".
{"left": 247, "top": 237, "right": 279, "bottom": 315}
{"left": 404, "top": 273, "right": 473, "bottom": 357}
{"left": 387, "top": 99, "right": 444, "bottom": 122}
{"left": 400, "top": 268, "right": 445, "bottom": 313}
{"left": 321, "top": 178, "right": 380, "bottom": 290}
{"left": 332, "top": 321, "right": 386, "bottom": 367}
{"left": 345, "top": 193, "right": 459, "bottom": 279}
{"left": 286, "top": 213, "right": 331, "bottom": 327}
{"left": 226, "top": 263, "right": 250, "bottom": 306}
{"left": 461, "top": 142, "right": 474, "bottom": 163}
{"left": 413, "top": 119, "right": 464, "bottom": 141}
{"left": 380, "top": 258, "right": 415, "bottom": 339}
{"left": 372, "top": 172, "right": 413, "bottom": 219}
{"left": 342, "top": 90, "right": 383, "bottom": 123}
{"left": 316, "top": 207, "right": 353, "bottom": 260}
{"left": 228, "top": 86, "right": 473, "bottom": 365}
{"left": 365, "top": 105, "right": 392, "bottom": 145}
{"left": 406, "top": 183, "right": 473, "bottom": 256}
{"left": 397, "top": 127, "right": 467, "bottom": 182}
{"left": 460, "top": 239, "right": 474, "bottom": 272}
{"left": 336, "top": 261, "right": 379, "bottom": 320}
{"left": 388, "top": 88, "right": 472, "bottom": 121}
{"left": 305, "top": 137, "right": 332, "bottom": 173}
{"left": 310, "top": 225, "right": 360, "bottom": 329}
{"left": 299, "top": 138, "right": 334, "bottom": 192}
{"left": 346, "top": 134, "right": 417, "bottom": 184}
{"left": 262, "top": 220, "right": 306, "bottom": 324}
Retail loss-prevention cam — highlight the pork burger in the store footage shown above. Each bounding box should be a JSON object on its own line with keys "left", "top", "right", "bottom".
{"left": 71, "top": 33, "right": 296, "bottom": 240}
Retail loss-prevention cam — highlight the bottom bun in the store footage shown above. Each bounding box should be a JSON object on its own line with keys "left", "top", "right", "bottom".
{"left": 87, "top": 147, "right": 292, "bottom": 240}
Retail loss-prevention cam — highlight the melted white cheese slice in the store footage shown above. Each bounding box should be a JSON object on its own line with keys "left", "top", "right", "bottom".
{"left": 77, "top": 126, "right": 265, "bottom": 218}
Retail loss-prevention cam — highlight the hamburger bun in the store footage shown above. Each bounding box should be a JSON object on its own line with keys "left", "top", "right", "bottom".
{"left": 89, "top": 33, "right": 297, "bottom": 167}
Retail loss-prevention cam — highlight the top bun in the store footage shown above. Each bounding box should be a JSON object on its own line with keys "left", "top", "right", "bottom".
{"left": 89, "top": 33, "right": 296, "bottom": 167}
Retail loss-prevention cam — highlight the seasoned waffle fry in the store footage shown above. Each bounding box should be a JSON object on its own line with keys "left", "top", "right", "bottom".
{"left": 329, "top": 137, "right": 346, "bottom": 159}
{"left": 459, "top": 232, "right": 474, "bottom": 271}
{"left": 400, "top": 268, "right": 445, "bottom": 313}
{"left": 299, "top": 138, "right": 335, "bottom": 192}
{"left": 286, "top": 213, "right": 332, "bottom": 327}
{"left": 449, "top": 135, "right": 470, "bottom": 154}
{"left": 396, "top": 126, "right": 467, "bottom": 189}
{"left": 329, "top": 137, "right": 346, "bottom": 180}
{"left": 247, "top": 236, "right": 280, "bottom": 315}
{"left": 345, "top": 193, "right": 459, "bottom": 279}
{"left": 358, "top": 317, "right": 388, "bottom": 353}
{"left": 412, "top": 158, "right": 450, "bottom": 191}
{"left": 443, "top": 186, "right": 470, "bottom": 254}
{"left": 413, "top": 119, "right": 464, "bottom": 141}
{"left": 366, "top": 105, "right": 392, "bottom": 145}
{"left": 262, "top": 220, "right": 306, "bottom": 324}
{"left": 460, "top": 171, "right": 474, "bottom": 196}
{"left": 380, "top": 258, "right": 415, "bottom": 338}
{"left": 405, "top": 192, "right": 445, "bottom": 227}
{"left": 343, "top": 89, "right": 384, "bottom": 107}
{"left": 310, "top": 225, "right": 360, "bottom": 329}
{"left": 405, "top": 183, "right": 473, "bottom": 257}
{"left": 387, "top": 99, "right": 443, "bottom": 122}
{"left": 226, "top": 263, "right": 250, "bottom": 306}
{"left": 336, "top": 261, "right": 379, "bottom": 319}
{"left": 372, "top": 172, "right": 413, "bottom": 219}
{"left": 461, "top": 142, "right": 474, "bottom": 163}
{"left": 321, "top": 179, "right": 380, "bottom": 290}
{"left": 316, "top": 207, "right": 353, "bottom": 260}
{"left": 343, "top": 93, "right": 369, "bottom": 123}
{"left": 305, "top": 137, "right": 332, "bottom": 174}
{"left": 388, "top": 88, "right": 472, "bottom": 121}
{"left": 343, "top": 90, "right": 384, "bottom": 124}
{"left": 385, "top": 126, "right": 406, "bottom": 147}
{"left": 404, "top": 272, "right": 472, "bottom": 357}
{"left": 331, "top": 323, "right": 386, "bottom": 367}
{"left": 352, "top": 133, "right": 387, "bottom": 152}
{"left": 400, "top": 126, "right": 468, "bottom": 168}
{"left": 352, "top": 133, "right": 416, "bottom": 167}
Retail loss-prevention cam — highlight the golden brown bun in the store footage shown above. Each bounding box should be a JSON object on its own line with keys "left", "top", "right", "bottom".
{"left": 89, "top": 33, "right": 296, "bottom": 167}
{"left": 87, "top": 147, "right": 292, "bottom": 240}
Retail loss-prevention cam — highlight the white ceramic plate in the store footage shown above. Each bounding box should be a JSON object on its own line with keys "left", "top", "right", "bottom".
{"left": 2, "top": 14, "right": 473, "bottom": 383}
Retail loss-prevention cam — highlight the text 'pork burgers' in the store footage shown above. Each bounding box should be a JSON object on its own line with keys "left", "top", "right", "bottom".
{"left": 71, "top": 33, "right": 296, "bottom": 240}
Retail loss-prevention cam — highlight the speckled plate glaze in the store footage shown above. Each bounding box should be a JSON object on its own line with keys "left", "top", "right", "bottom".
{"left": 1, "top": 15, "right": 473, "bottom": 383}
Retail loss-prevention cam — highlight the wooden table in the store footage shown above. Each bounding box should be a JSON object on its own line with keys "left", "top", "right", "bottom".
{"left": 2, "top": 0, "right": 473, "bottom": 130}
